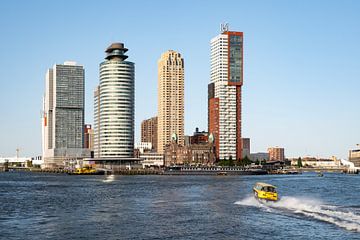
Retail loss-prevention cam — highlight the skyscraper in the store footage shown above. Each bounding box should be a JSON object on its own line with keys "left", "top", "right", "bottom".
{"left": 157, "top": 50, "right": 184, "bottom": 154}
{"left": 95, "top": 43, "right": 135, "bottom": 158}
{"left": 141, "top": 116, "right": 158, "bottom": 152}
{"left": 93, "top": 85, "right": 100, "bottom": 158}
{"left": 42, "top": 61, "right": 89, "bottom": 168}
{"left": 208, "top": 25, "right": 243, "bottom": 160}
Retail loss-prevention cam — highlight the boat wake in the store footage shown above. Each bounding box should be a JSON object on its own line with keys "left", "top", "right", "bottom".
{"left": 235, "top": 195, "right": 360, "bottom": 232}
{"left": 102, "top": 174, "right": 115, "bottom": 183}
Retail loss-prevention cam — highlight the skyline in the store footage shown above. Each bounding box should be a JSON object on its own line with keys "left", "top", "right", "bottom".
{"left": 0, "top": 1, "right": 359, "bottom": 159}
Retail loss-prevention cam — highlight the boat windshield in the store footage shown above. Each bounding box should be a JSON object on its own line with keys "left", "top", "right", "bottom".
{"left": 263, "top": 186, "right": 276, "bottom": 193}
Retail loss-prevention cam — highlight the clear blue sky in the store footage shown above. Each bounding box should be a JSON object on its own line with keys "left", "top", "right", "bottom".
{"left": 0, "top": 0, "right": 359, "bottom": 159}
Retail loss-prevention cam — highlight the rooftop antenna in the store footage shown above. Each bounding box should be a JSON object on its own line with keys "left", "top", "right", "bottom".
{"left": 220, "top": 23, "right": 229, "bottom": 33}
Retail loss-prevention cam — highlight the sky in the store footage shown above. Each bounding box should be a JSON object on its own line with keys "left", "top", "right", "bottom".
{"left": 0, "top": 0, "right": 359, "bottom": 159}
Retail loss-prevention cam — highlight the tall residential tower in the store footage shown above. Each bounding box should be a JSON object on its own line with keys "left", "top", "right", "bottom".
{"left": 94, "top": 43, "right": 135, "bottom": 158}
{"left": 157, "top": 50, "right": 184, "bottom": 153}
{"left": 42, "top": 61, "right": 89, "bottom": 168}
{"left": 208, "top": 25, "right": 244, "bottom": 160}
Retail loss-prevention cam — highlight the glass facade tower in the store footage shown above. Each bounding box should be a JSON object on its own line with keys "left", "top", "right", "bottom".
{"left": 97, "top": 43, "right": 135, "bottom": 158}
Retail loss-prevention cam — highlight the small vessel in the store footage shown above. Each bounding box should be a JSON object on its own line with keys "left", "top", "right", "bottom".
{"left": 70, "top": 166, "right": 105, "bottom": 175}
{"left": 253, "top": 182, "right": 278, "bottom": 202}
{"left": 317, "top": 172, "right": 324, "bottom": 177}
{"left": 217, "top": 171, "right": 228, "bottom": 176}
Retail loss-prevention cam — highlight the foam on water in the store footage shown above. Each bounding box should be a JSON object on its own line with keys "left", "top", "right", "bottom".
{"left": 102, "top": 174, "right": 115, "bottom": 183}
{"left": 235, "top": 195, "right": 360, "bottom": 232}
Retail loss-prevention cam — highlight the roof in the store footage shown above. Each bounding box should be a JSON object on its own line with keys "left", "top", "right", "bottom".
{"left": 255, "top": 182, "right": 277, "bottom": 188}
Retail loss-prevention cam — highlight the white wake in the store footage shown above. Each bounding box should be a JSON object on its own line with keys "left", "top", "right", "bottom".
{"left": 102, "top": 174, "right": 115, "bottom": 183}
{"left": 235, "top": 195, "right": 360, "bottom": 232}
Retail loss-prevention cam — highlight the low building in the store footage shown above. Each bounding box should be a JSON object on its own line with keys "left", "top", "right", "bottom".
{"left": 250, "top": 152, "right": 269, "bottom": 162}
{"left": 164, "top": 133, "right": 216, "bottom": 166}
{"left": 349, "top": 148, "right": 360, "bottom": 168}
{"left": 139, "top": 152, "right": 164, "bottom": 168}
{"left": 0, "top": 157, "right": 32, "bottom": 167}
{"left": 135, "top": 142, "right": 152, "bottom": 154}
{"left": 290, "top": 157, "right": 341, "bottom": 168}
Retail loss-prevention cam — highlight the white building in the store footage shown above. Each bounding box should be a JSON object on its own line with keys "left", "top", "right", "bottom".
{"left": 42, "top": 61, "right": 89, "bottom": 168}
{"left": 139, "top": 152, "right": 164, "bottom": 168}
{"left": 208, "top": 25, "right": 244, "bottom": 160}
{"left": 95, "top": 43, "right": 135, "bottom": 158}
{"left": 291, "top": 157, "right": 341, "bottom": 168}
{"left": 135, "top": 142, "right": 152, "bottom": 154}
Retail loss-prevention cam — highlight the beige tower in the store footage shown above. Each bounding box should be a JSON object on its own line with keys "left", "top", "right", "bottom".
{"left": 157, "top": 50, "right": 184, "bottom": 154}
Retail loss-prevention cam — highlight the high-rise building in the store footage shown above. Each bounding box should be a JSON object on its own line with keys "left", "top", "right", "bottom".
{"left": 141, "top": 116, "right": 158, "bottom": 152}
{"left": 157, "top": 50, "right": 184, "bottom": 154}
{"left": 42, "top": 61, "right": 89, "bottom": 168}
{"left": 96, "top": 43, "right": 135, "bottom": 158}
{"left": 208, "top": 25, "right": 244, "bottom": 160}
{"left": 93, "top": 85, "right": 100, "bottom": 158}
{"left": 268, "top": 147, "right": 285, "bottom": 161}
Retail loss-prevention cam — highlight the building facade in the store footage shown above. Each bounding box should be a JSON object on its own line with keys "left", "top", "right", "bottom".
{"left": 141, "top": 116, "right": 158, "bottom": 152}
{"left": 96, "top": 43, "right": 135, "bottom": 158}
{"left": 157, "top": 50, "right": 184, "bottom": 154}
{"left": 349, "top": 148, "right": 360, "bottom": 168}
{"left": 241, "top": 138, "right": 250, "bottom": 158}
{"left": 208, "top": 26, "right": 244, "bottom": 161}
{"left": 268, "top": 147, "right": 285, "bottom": 161}
{"left": 93, "top": 86, "right": 100, "bottom": 157}
{"left": 42, "top": 61, "right": 89, "bottom": 168}
{"left": 164, "top": 133, "right": 216, "bottom": 167}
{"left": 84, "top": 124, "right": 93, "bottom": 150}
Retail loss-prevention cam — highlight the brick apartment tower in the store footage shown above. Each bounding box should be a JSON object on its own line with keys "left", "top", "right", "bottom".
{"left": 208, "top": 25, "right": 243, "bottom": 161}
{"left": 141, "top": 116, "right": 158, "bottom": 152}
{"left": 157, "top": 50, "right": 184, "bottom": 154}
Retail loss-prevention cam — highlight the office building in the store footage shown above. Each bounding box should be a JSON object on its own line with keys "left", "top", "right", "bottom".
{"left": 93, "top": 86, "right": 100, "bottom": 157}
{"left": 42, "top": 61, "right": 89, "bottom": 168}
{"left": 141, "top": 116, "right": 158, "bottom": 152}
{"left": 208, "top": 25, "right": 244, "bottom": 161}
{"left": 95, "top": 42, "right": 135, "bottom": 158}
{"left": 157, "top": 50, "right": 184, "bottom": 153}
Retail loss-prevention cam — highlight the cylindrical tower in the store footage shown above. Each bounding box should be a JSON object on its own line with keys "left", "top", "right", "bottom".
{"left": 99, "top": 43, "right": 135, "bottom": 158}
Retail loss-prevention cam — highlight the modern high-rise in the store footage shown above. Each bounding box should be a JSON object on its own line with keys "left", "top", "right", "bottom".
{"left": 93, "top": 85, "right": 100, "bottom": 158}
{"left": 208, "top": 25, "right": 244, "bottom": 160}
{"left": 42, "top": 61, "right": 89, "bottom": 168}
{"left": 95, "top": 43, "right": 135, "bottom": 158}
{"left": 141, "top": 116, "right": 158, "bottom": 152}
{"left": 157, "top": 50, "right": 184, "bottom": 154}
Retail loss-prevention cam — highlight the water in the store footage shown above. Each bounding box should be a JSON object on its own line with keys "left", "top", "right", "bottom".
{"left": 0, "top": 172, "right": 359, "bottom": 239}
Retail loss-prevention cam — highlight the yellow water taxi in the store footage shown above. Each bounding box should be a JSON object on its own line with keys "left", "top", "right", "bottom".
{"left": 253, "top": 182, "right": 278, "bottom": 202}
{"left": 71, "top": 166, "right": 104, "bottom": 175}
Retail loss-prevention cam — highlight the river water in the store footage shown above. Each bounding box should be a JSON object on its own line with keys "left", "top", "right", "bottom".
{"left": 0, "top": 172, "right": 359, "bottom": 239}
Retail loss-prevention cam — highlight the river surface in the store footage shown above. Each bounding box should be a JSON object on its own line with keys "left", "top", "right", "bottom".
{"left": 0, "top": 172, "right": 359, "bottom": 239}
